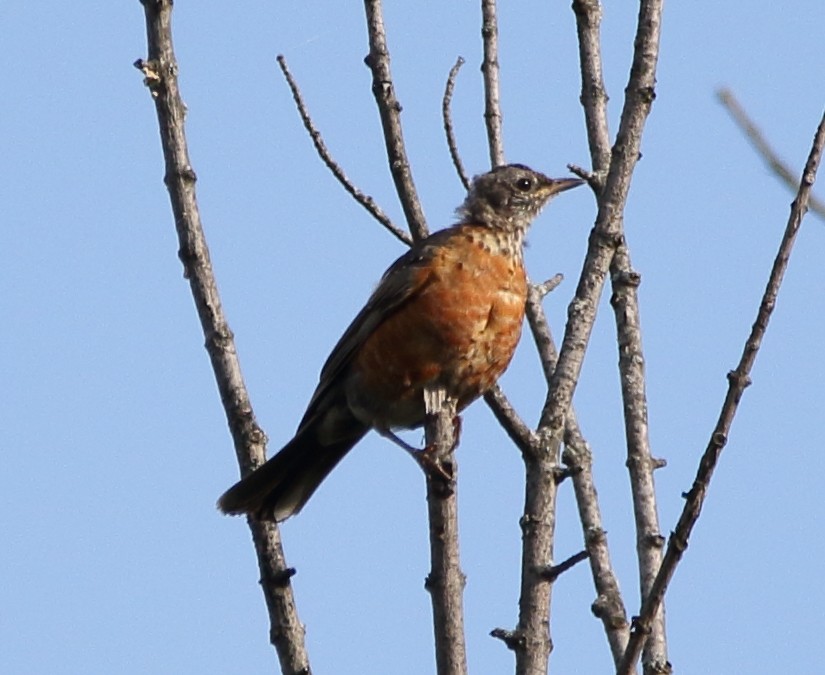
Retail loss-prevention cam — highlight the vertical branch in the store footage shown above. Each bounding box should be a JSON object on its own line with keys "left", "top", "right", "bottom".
{"left": 424, "top": 397, "right": 468, "bottom": 675}
{"left": 542, "top": 0, "right": 663, "bottom": 443}
{"left": 529, "top": 285, "right": 630, "bottom": 667}
{"left": 571, "top": 1, "right": 668, "bottom": 669}
{"left": 363, "top": 0, "right": 429, "bottom": 242}
{"left": 135, "top": 2, "right": 310, "bottom": 673}
{"left": 481, "top": 0, "right": 505, "bottom": 166}
{"left": 618, "top": 109, "right": 825, "bottom": 675}
{"left": 572, "top": 0, "right": 612, "bottom": 177}
{"left": 513, "top": 434, "right": 561, "bottom": 675}
{"left": 611, "top": 248, "right": 669, "bottom": 674}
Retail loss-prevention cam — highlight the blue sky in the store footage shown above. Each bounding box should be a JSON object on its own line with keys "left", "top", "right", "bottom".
{"left": 3, "top": 2, "right": 824, "bottom": 674}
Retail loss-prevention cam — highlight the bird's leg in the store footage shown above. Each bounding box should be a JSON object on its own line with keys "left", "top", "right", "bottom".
{"left": 376, "top": 426, "right": 453, "bottom": 481}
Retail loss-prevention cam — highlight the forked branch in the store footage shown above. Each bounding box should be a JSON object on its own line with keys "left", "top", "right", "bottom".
{"left": 617, "top": 108, "right": 825, "bottom": 675}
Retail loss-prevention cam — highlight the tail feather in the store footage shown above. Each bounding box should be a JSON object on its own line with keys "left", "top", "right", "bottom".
{"left": 218, "top": 423, "right": 367, "bottom": 522}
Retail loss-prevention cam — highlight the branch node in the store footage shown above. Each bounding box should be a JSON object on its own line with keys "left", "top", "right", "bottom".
{"left": 711, "top": 431, "right": 728, "bottom": 448}
{"left": 490, "top": 627, "right": 526, "bottom": 652}
{"left": 264, "top": 566, "right": 298, "bottom": 588}
{"left": 645, "top": 532, "right": 666, "bottom": 549}
{"left": 538, "top": 550, "right": 590, "bottom": 582}
{"left": 533, "top": 274, "right": 564, "bottom": 299}
{"left": 726, "top": 369, "right": 752, "bottom": 390}
{"left": 554, "top": 466, "right": 572, "bottom": 484}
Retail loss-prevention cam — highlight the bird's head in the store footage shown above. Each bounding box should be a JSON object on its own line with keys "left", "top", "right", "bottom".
{"left": 457, "top": 163, "right": 583, "bottom": 234}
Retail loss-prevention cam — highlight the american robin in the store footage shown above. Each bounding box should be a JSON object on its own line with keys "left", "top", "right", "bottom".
{"left": 218, "top": 164, "right": 582, "bottom": 521}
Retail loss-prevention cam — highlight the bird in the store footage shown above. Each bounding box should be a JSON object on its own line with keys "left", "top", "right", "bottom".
{"left": 218, "top": 164, "right": 583, "bottom": 522}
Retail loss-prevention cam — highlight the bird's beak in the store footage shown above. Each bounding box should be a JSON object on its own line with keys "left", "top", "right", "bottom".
{"left": 544, "top": 177, "right": 585, "bottom": 197}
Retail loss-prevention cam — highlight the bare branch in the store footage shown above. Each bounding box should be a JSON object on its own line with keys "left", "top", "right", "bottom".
{"left": 617, "top": 108, "right": 825, "bottom": 675}
{"left": 481, "top": 0, "right": 505, "bottom": 166}
{"left": 502, "top": 284, "right": 562, "bottom": 675}
{"left": 363, "top": 0, "right": 429, "bottom": 241}
{"left": 570, "top": 1, "right": 668, "bottom": 668}
{"left": 542, "top": 0, "right": 663, "bottom": 434}
{"left": 511, "top": 430, "right": 561, "bottom": 675}
{"left": 610, "top": 248, "right": 669, "bottom": 673}
{"left": 572, "top": 0, "right": 611, "bottom": 178}
{"left": 563, "top": 417, "right": 630, "bottom": 665}
{"left": 443, "top": 57, "right": 471, "bottom": 191}
{"left": 483, "top": 385, "right": 539, "bottom": 456}
{"left": 423, "top": 395, "right": 468, "bottom": 675}
{"left": 135, "top": 2, "right": 309, "bottom": 672}
{"left": 523, "top": 282, "right": 630, "bottom": 666}
{"left": 277, "top": 54, "right": 412, "bottom": 246}
{"left": 717, "top": 88, "right": 825, "bottom": 221}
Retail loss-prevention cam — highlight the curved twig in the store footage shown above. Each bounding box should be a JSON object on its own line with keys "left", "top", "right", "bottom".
{"left": 443, "top": 56, "right": 471, "bottom": 191}
{"left": 277, "top": 55, "right": 412, "bottom": 246}
{"left": 617, "top": 108, "right": 825, "bottom": 675}
{"left": 135, "top": 2, "right": 309, "bottom": 673}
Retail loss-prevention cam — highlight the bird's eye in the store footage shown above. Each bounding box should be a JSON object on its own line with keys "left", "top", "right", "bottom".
{"left": 516, "top": 177, "right": 533, "bottom": 192}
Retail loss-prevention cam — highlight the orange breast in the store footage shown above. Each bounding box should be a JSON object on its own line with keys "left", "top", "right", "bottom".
{"left": 350, "top": 226, "right": 527, "bottom": 429}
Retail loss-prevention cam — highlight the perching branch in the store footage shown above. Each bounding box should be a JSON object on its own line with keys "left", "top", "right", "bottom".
{"left": 717, "top": 88, "right": 825, "bottom": 221}
{"left": 363, "top": 0, "right": 429, "bottom": 242}
{"left": 362, "top": 4, "right": 467, "bottom": 672}
{"left": 277, "top": 54, "right": 412, "bottom": 246}
{"left": 618, "top": 107, "right": 825, "bottom": 675}
{"left": 423, "top": 395, "right": 468, "bottom": 675}
{"left": 135, "top": 2, "right": 309, "bottom": 673}
{"left": 442, "top": 57, "right": 471, "bottom": 191}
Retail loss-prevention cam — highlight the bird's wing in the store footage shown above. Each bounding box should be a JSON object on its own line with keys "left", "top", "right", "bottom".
{"left": 296, "top": 230, "right": 449, "bottom": 431}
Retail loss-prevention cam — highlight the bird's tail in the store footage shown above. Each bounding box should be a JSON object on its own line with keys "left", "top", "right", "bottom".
{"left": 218, "top": 416, "right": 368, "bottom": 522}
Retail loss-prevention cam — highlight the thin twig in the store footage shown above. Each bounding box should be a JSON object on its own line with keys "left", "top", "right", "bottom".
{"left": 538, "top": 549, "right": 590, "bottom": 582}
{"left": 717, "top": 88, "right": 825, "bottom": 221}
{"left": 618, "top": 108, "right": 825, "bottom": 675}
{"left": 423, "top": 395, "right": 468, "bottom": 675}
{"left": 610, "top": 248, "right": 669, "bottom": 673}
{"left": 443, "top": 57, "right": 471, "bottom": 191}
{"left": 135, "top": 2, "right": 309, "bottom": 673}
{"left": 363, "top": 0, "right": 429, "bottom": 241}
{"left": 277, "top": 54, "right": 412, "bottom": 246}
{"left": 534, "top": 274, "right": 564, "bottom": 299}
{"left": 481, "top": 0, "right": 505, "bottom": 167}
